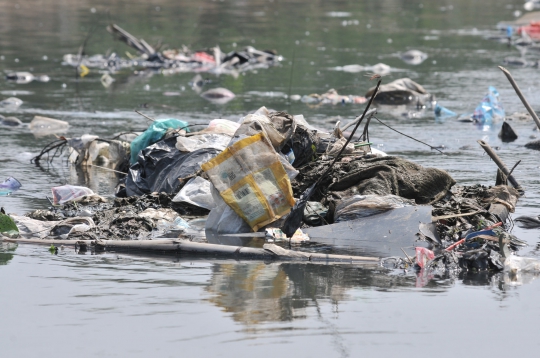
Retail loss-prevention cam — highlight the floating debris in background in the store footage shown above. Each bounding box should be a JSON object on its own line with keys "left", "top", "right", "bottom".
{"left": 62, "top": 24, "right": 282, "bottom": 76}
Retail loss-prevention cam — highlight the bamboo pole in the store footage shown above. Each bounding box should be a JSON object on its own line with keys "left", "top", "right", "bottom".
{"left": 1, "top": 237, "right": 380, "bottom": 264}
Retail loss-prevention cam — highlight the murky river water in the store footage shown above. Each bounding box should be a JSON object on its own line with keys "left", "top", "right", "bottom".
{"left": 1, "top": 0, "right": 540, "bottom": 356}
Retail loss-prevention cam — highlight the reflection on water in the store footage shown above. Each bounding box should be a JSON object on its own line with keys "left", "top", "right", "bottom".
{"left": 0, "top": 242, "right": 17, "bottom": 265}
{"left": 1, "top": 243, "right": 540, "bottom": 357}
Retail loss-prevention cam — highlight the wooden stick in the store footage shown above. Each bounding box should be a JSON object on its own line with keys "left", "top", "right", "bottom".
{"left": 432, "top": 210, "right": 482, "bottom": 221}
{"left": 499, "top": 66, "right": 540, "bottom": 131}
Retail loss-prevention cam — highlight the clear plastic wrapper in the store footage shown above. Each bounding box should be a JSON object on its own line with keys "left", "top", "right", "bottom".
{"left": 51, "top": 185, "right": 94, "bottom": 205}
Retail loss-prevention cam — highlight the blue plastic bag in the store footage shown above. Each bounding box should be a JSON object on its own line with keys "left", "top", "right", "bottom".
{"left": 434, "top": 103, "right": 457, "bottom": 119}
{"left": 130, "top": 119, "right": 189, "bottom": 164}
{"left": 472, "top": 86, "right": 505, "bottom": 125}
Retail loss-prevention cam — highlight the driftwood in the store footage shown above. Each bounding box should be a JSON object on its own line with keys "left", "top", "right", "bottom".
{"left": 1, "top": 237, "right": 380, "bottom": 264}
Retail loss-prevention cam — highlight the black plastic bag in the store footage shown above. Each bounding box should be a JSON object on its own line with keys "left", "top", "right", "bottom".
{"left": 125, "top": 136, "right": 221, "bottom": 196}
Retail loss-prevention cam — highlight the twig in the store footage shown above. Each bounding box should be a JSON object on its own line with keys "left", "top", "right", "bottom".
{"left": 373, "top": 116, "right": 445, "bottom": 154}
{"left": 400, "top": 247, "right": 414, "bottom": 265}
{"left": 88, "top": 164, "right": 127, "bottom": 175}
{"left": 432, "top": 210, "right": 482, "bottom": 221}
{"left": 31, "top": 139, "right": 68, "bottom": 164}
{"left": 76, "top": 25, "right": 97, "bottom": 78}
{"left": 507, "top": 160, "right": 521, "bottom": 178}
{"left": 135, "top": 110, "right": 155, "bottom": 122}
{"left": 287, "top": 46, "right": 296, "bottom": 112}
{"left": 500, "top": 160, "right": 521, "bottom": 186}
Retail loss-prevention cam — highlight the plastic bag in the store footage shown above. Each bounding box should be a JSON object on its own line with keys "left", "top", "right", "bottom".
{"left": 0, "top": 177, "right": 22, "bottom": 196}
{"left": 29, "top": 116, "right": 69, "bottom": 137}
{"left": 472, "top": 86, "right": 505, "bottom": 125}
{"left": 504, "top": 255, "right": 540, "bottom": 273}
{"left": 51, "top": 185, "right": 95, "bottom": 205}
{"left": 126, "top": 136, "right": 221, "bottom": 196}
{"left": 205, "top": 184, "right": 253, "bottom": 239}
{"left": 334, "top": 194, "right": 414, "bottom": 222}
{"left": 176, "top": 133, "right": 231, "bottom": 152}
{"left": 50, "top": 217, "right": 94, "bottom": 239}
{"left": 280, "top": 126, "right": 317, "bottom": 168}
{"left": 415, "top": 247, "right": 435, "bottom": 269}
{"left": 198, "top": 119, "right": 240, "bottom": 136}
{"left": 202, "top": 132, "right": 295, "bottom": 231}
{"left": 234, "top": 107, "right": 294, "bottom": 151}
{"left": 172, "top": 176, "right": 216, "bottom": 210}
{"left": 130, "top": 118, "right": 189, "bottom": 164}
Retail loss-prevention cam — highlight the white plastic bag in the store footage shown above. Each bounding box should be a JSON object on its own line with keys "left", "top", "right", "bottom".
{"left": 51, "top": 185, "right": 95, "bottom": 205}
{"left": 176, "top": 133, "right": 231, "bottom": 152}
{"left": 504, "top": 255, "right": 540, "bottom": 273}
{"left": 172, "top": 177, "right": 216, "bottom": 210}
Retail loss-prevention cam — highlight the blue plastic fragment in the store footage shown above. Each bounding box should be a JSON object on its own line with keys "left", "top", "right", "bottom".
{"left": 434, "top": 103, "right": 457, "bottom": 119}
{"left": 472, "top": 86, "right": 505, "bottom": 125}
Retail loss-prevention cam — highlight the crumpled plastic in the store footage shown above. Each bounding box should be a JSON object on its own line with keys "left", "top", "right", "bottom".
{"left": 172, "top": 176, "right": 216, "bottom": 210}
{"left": 472, "top": 86, "right": 505, "bottom": 125}
{"left": 0, "top": 177, "right": 22, "bottom": 196}
{"left": 51, "top": 185, "right": 95, "bottom": 205}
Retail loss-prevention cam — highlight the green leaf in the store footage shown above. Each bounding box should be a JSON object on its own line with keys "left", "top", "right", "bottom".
{"left": 0, "top": 212, "right": 19, "bottom": 237}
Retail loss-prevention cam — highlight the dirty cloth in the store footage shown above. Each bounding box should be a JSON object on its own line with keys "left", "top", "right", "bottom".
{"left": 294, "top": 156, "right": 455, "bottom": 205}
{"left": 126, "top": 136, "right": 221, "bottom": 196}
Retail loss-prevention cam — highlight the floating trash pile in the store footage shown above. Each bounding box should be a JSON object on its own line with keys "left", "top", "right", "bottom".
{"left": 62, "top": 24, "right": 282, "bottom": 76}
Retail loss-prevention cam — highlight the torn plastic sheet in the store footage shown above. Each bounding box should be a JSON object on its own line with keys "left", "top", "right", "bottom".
{"left": 176, "top": 133, "right": 231, "bottom": 152}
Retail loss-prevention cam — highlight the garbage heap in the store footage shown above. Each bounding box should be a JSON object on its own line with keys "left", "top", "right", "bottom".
{"left": 12, "top": 106, "right": 525, "bottom": 274}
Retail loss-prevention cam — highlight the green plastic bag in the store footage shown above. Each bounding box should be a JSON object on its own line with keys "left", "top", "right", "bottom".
{"left": 130, "top": 119, "right": 189, "bottom": 164}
